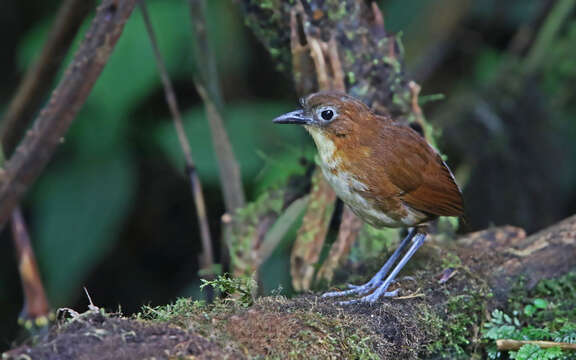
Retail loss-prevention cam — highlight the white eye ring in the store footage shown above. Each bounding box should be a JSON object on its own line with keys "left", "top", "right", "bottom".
{"left": 316, "top": 106, "right": 337, "bottom": 122}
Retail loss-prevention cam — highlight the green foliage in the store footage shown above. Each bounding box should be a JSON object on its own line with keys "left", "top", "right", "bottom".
{"left": 33, "top": 156, "right": 136, "bottom": 305}
{"left": 483, "top": 272, "right": 576, "bottom": 360}
{"left": 484, "top": 309, "right": 522, "bottom": 342}
{"left": 200, "top": 274, "right": 256, "bottom": 307}
{"left": 510, "top": 344, "right": 564, "bottom": 360}
{"left": 439, "top": 293, "right": 486, "bottom": 358}
{"left": 155, "top": 102, "right": 303, "bottom": 185}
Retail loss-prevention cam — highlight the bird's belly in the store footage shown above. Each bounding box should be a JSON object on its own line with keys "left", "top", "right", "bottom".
{"left": 320, "top": 166, "right": 423, "bottom": 228}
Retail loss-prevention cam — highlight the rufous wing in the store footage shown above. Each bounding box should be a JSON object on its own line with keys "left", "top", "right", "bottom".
{"left": 380, "top": 125, "right": 464, "bottom": 217}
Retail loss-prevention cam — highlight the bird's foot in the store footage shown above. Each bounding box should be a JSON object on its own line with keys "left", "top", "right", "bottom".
{"left": 336, "top": 283, "right": 399, "bottom": 305}
{"left": 321, "top": 278, "right": 382, "bottom": 298}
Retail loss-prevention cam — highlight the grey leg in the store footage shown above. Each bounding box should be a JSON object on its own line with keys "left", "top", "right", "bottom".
{"left": 321, "top": 228, "right": 417, "bottom": 298}
{"left": 339, "top": 231, "right": 427, "bottom": 305}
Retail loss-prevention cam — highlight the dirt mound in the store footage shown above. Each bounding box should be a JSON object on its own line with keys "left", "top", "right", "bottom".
{"left": 3, "top": 311, "right": 235, "bottom": 360}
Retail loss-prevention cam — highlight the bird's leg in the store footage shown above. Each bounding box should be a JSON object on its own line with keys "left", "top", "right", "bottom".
{"left": 321, "top": 228, "right": 417, "bottom": 298}
{"left": 339, "top": 231, "right": 427, "bottom": 305}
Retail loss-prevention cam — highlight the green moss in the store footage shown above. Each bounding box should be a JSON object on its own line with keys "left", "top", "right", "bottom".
{"left": 440, "top": 251, "right": 463, "bottom": 269}
{"left": 282, "top": 311, "right": 380, "bottom": 359}
{"left": 228, "top": 187, "right": 286, "bottom": 276}
{"left": 347, "top": 71, "right": 356, "bottom": 84}
{"left": 242, "top": 1, "right": 291, "bottom": 72}
{"left": 325, "top": 0, "right": 348, "bottom": 22}
{"left": 137, "top": 297, "right": 206, "bottom": 325}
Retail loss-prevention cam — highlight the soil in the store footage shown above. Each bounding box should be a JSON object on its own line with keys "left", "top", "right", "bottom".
{"left": 3, "top": 311, "right": 236, "bottom": 360}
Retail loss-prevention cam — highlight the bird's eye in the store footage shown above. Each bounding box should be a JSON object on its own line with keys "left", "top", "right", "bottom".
{"left": 321, "top": 109, "right": 334, "bottom": 121}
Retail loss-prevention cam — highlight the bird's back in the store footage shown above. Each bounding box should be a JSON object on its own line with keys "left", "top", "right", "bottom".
{"left": 321, "top": 117, "right": 463, "bottom": 227}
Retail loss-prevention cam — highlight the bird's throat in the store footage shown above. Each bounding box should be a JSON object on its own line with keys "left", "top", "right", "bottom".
{"left": 305, "top": 126, "right": 341, "bottom": 170}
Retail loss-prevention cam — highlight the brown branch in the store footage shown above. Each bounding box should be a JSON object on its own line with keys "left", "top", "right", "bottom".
{"left": 0, "top": 0, "right": 137, "bottom": 230}
{"left": 11, "top": 208, "right": 52, "bottom": 328}
{"left": 0, "top": 0, "right": 95, "bottom": 155}
{"left": 496, "top": 339, "right": 576, "bottom": 352}
{"left": 188, "top": 0, "right": 245, "bottom": 214}
{"left": 316, "top": 206, "right": 362, "bottom": 284}
{"left": 139, "top": 0, "right": 214, "bottom": 276}
{"left": 291, "top": 169, "right": 336, "bottom": 291}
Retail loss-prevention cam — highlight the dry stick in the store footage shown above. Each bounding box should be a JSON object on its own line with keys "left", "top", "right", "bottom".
{"left": 11, "top": 208, "right": 52, "bottom": 327}
{"left": 0, "top": 0, "right": 95, "bottom": 155}
{"left": 189, "top": 0, "right": 245, "bottom": 271}
{"left": 188, "top": 0, "right": 245, "bottom": 214}
{"left": 138, "top": 0, "right": 214, "bottom": 275}
{"left": 496, "top": 339, "right": 576, "bottom": 352}
{"left": 0, "top": 0, "right": 137, "bottom": 230}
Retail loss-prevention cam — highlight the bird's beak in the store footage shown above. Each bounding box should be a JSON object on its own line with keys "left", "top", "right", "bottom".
{"left": 273, "top": 110, "right": 313, "bottom": 125}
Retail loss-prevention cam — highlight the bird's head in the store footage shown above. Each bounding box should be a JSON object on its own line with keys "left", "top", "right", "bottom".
{"left": 273, "top": 91, "right": 375, "bottom": 140}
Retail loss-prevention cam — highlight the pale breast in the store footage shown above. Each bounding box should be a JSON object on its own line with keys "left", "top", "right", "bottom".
{"left": 306, "top": 126, "right": 427, "bottom": 228}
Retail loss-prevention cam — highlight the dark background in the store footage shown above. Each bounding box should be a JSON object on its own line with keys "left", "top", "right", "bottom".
{"left": 1, "top": 0, "right": 575, "bottom": 350}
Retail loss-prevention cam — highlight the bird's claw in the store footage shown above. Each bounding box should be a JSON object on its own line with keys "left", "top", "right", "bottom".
{"left": 322, "top": 280, "right": 380, "bottom": 298}
{"left": 336, "top": 289, "right": 399, "bottom": 305}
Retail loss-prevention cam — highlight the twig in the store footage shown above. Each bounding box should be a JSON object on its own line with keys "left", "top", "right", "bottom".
{"left": 394, "top": 289, "right": 425, "bottom": 300}
{"left": 0, "top": 0, "right": 95, "bottom": 155}
{"left": 408, "top": 81, "right": 425, "bottom": 136}
{"left": 138, "top": 0, "right": 214, "bottom": 277}
{"left": 496, "top": 339, "right": 576, "bottom": 352}
{"left": 83, "top": 287, "right": 100, "bottom": 312}
{"left": 188, "top": 0, "right": 245, "bottom": 214}
{"left": 11, "top": 208, "right": 52, "bottom": 328}
{"left": 0, "top": 0, "right": 138, "bottom": 230}
{"left": 291, "top": 169, "right": 336, "bottom": 291}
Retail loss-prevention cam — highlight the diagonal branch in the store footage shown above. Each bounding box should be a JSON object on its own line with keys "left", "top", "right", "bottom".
{"left": 0, "top": 0, "right": 95, "bottom": 155}
{"left": 138, "top": 0, "right": 214, "bottom": 276}
{"left": 0, "top": 0, "right": 138, "bottom": 230}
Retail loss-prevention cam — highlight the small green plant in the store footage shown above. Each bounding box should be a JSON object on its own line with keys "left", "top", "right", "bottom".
{"left": 510, "top": 344, "right": 564, "bottom": 360}
{"left": 483, "top": 297, "right": 576, "bottom": 360}
{"left": 137, "top": 297, "right": 205, "bottom": 323}
{"left": 200, "top": 273, "right": 256, "bottom": 307}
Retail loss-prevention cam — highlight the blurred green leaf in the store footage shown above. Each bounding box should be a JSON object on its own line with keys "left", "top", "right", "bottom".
{"left": 258, "top": 195, "right": 309, "bottom": 263}
{"left": 253, "top": 148, "right": 315, "bottom": 196}
{"left": 473, "top": 48, "right": 505, "bottom": 85}
{"left": 32, "top": 152, "right": 135, "bottom": 305}
{"left": 533, "top": 298, "right": 548, "bottom": 309}
{"left": 155, "top": 101, "right": 306, "bottom": 187}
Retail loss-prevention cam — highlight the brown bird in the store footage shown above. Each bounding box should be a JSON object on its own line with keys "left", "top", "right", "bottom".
{"left": 273, "top": 92, "right": 463, "bottom": 304}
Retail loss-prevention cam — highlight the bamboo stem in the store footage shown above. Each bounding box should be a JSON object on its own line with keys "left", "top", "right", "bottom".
{"left": 496, "top": 339, "right": 576, "bottom": 352}
{"left": 188, "top": 0, "right": 245, "bottom": 214}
